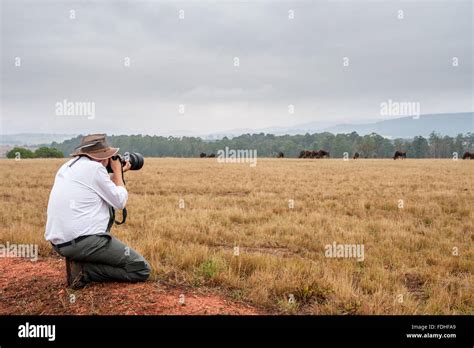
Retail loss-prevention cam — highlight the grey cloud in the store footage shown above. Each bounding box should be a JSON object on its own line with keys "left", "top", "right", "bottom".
{"left": 1, "top": 0, "right": 472, "bottom": 135}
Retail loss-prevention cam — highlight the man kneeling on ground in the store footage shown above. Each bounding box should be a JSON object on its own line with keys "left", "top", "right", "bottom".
{"left": 45, "top": 134, "right": 151, "bottom": 289}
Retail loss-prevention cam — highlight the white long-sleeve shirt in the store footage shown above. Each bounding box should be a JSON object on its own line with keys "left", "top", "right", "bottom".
{"left": 45, "top": 156, "right": 128, "bottom": 245}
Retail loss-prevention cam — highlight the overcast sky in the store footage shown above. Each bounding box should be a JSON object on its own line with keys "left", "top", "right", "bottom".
{"left": 1, "top": 0, "right": 472, "bottom": 135}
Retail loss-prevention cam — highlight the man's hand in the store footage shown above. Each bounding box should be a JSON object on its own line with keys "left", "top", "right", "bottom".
{"left": 122, "top": 161, "right": 132, "bottom": 173}
{"left": 109, "top": 157, "right": 125, "bottom": 187}
{"left": 110, "top": 157, "right": 122, "bottom": 174}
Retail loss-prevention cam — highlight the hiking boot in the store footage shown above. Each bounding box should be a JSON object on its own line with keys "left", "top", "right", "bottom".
{"left": 65, "top": 258, "right": 87, "bottom": 289}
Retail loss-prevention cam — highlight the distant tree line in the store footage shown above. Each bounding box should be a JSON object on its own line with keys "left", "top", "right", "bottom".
{"left": 49, "top": 132, "right": 473, "bottom": 159}
{"left": 6, "top": 146, "right": 64, "bottom": 159}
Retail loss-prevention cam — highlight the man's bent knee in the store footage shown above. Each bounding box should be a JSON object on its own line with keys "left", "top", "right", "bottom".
{"left": 125, "top": 260, "right": 151, "bottom": 282}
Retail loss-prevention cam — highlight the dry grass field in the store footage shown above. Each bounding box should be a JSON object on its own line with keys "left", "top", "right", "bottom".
{"left": 0, "top": 158, "right": 472, "bottom": 314}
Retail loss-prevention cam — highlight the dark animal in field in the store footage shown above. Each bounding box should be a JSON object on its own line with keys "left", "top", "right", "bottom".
{"left": 299, "top": 150, "right": 329, "bottom": 158}
{"left": 353, "top": 152, "right": 360, "bottom": 159}
{"left": 393, "top": 151, "right": 407, "bottom": 160}
{"left": 277, "top": 152, "right": 284, "bottom": 158}
{"left": 299, "top": 150, "right": 312, "bottom": 158}
{"left": 462, "top": 151, "right": 474, "bottom": 159}
{"left": 207, "top": 153, "right": 216, "bottom": 158}
{"left": 318, "top": 150, "right": 330, "bottom": 158}
{"left": 200, "top": 152, "right": 207, "bottom": 158}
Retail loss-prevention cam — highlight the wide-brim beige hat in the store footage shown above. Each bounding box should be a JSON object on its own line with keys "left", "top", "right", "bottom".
{"left": 71, "top": 134, "right": 119, "bottom": 160}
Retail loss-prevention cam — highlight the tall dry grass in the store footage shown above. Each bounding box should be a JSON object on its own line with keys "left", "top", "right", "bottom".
{"left": 0, "top": 158, "right": 472, "bottom": 314}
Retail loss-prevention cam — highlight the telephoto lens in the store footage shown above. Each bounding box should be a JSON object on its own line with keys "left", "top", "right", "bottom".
{"left": 123, "top": 152, "right": 144, "bottom": 170}
{"left": 106, "top": 152, "right": 144, "bottom": 173}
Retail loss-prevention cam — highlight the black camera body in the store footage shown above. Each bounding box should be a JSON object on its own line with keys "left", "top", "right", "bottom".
{"left": 106, "top": 152, "right": 144, "bottom": 173}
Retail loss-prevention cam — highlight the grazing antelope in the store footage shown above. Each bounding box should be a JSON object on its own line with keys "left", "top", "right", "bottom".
{"left": 462, "top": 151, "right": 474, "bottom": 159}
{"left": 318, "top": 150, "right": 330, "bottom": 158}
{"left": 393, "top": 151, "right": 407, "bottom": 160}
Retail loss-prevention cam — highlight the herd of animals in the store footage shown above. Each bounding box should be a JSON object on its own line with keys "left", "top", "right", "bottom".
{"left": 198, "top": 151, "right": 474, "bottom": 159}
{"left": 200, "top": 152, "right": 216, "bottom": 158}
{"left": 296, "top": 150, "right": 408, "bottom": 159}
{"left": 298, "top": 150, "right": 330, "bottom": 158}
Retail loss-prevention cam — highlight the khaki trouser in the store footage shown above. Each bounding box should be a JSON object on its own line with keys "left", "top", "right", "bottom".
{"left": 53, "top": 233, "right": 151, "bottom": 283}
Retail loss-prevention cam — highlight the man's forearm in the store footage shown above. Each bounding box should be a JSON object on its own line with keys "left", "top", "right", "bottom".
{"left": 111, "top": 171, "right": 125, "bottom": 187}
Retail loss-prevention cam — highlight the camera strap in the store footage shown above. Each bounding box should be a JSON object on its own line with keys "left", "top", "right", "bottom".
{"left": 105, "top": 205, "right": 127, "bottom": 232}
{"left": 114, "top": 207, "right": 127, "bottom": 225}
{"left": 106, "top": 206, "right": 115, "bottom": 232}
{"left": 68, "top": 155, "right": 83, "bottom": 167}
{"left": 113, "top": 164, "right": 127, "bottom": 224}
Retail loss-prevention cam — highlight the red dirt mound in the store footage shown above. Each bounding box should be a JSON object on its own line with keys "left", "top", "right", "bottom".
{"left": 0, "top": 257, "right": 260, "bottom": 315}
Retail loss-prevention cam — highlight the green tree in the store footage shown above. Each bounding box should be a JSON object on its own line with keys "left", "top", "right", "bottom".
{"left": 6, "top": 147, "right": 35, "bottom": 159}
{"left": 34, "top": 147, "right": 64, "bottom": 158}
{"left": 411, "top": 136, "right": 429, "bottom": 158}
{"left": 453, "top": 134, "right": 465, "bottom": 157}
{"left": 359, "top": 135, "right": 376, "bottom": 158}
{"left": 428, "top": 132, "right": 442, "bottom": 158}
{"left": 50, "top": 132, "right": 471, "bottom": 159}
